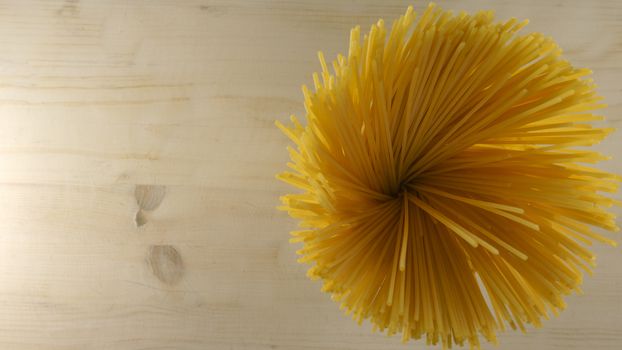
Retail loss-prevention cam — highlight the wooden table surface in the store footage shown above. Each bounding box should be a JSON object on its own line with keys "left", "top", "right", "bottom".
{"left": 0, "top": 1, "right": 619, "bottom": 349}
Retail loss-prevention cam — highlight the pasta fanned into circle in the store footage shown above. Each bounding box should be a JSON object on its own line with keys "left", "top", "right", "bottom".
{"left": 276, "top": 3, "right": 619, "bottom": 348}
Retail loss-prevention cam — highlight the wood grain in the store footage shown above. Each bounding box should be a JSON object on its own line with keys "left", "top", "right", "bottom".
{"left": 0, "top": 1, "right": 619, "bottom": 349}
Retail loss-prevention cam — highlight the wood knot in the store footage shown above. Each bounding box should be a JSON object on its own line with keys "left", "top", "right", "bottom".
{"left": 147, "top": 245, "right": 184, "bottom": 285}
{"left": 134, "top": 185, "right": 166, "bottom": 227}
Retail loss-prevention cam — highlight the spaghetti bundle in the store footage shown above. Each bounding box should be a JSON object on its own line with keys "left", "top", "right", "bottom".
{"left": 276, "top": 3, "right": 619, "bottom": 348}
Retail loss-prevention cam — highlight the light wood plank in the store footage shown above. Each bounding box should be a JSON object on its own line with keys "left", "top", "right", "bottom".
{"left": 0, "top": 1, "right": 619, "bottom": 349}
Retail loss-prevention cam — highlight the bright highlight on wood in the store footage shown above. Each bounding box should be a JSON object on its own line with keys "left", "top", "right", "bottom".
{"left": 276, "top": 3, "right": 619, "bottom": 348}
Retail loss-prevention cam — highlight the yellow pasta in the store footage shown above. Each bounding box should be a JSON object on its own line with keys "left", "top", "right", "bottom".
{"left": 276, "top": 3, "right": 619, "bottom": 348}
